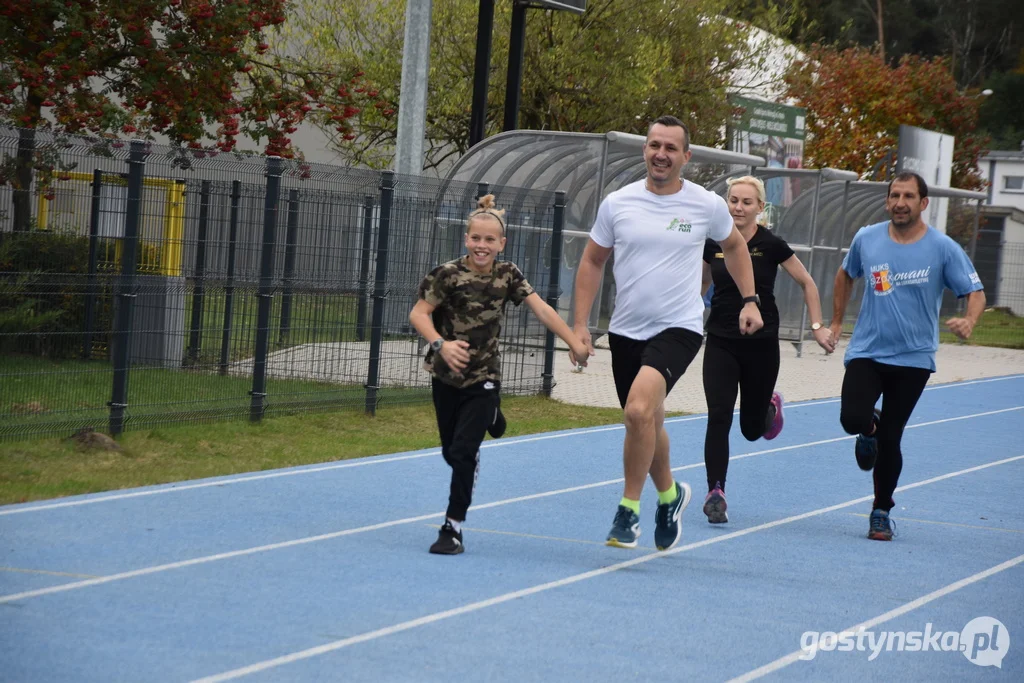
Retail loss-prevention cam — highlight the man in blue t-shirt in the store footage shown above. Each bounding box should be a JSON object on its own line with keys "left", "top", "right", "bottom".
{"left": 829, "top": 171, "right": 986, "bottom": 542}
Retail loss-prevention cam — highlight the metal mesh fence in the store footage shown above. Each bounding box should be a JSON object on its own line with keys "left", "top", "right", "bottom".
{"left": 1, "top": 126, "right": 1017, "bottom": 442}
{"left": 0, "top": 128, "right": 569, "bottom": 441}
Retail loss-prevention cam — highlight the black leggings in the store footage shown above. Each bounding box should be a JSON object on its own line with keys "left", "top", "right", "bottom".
{"left": 840, "top": 358, "right": 931, "bottom": 511}
{"left": 703, "top": 334, "right": 780, "bottom": 492}
{"left": 432, "top": 378, "right": 501, "bottom": 521}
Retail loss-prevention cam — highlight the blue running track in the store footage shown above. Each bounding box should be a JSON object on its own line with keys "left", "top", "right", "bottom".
{"left": 2, "top": 375, "right": 1023, "bottom": 682}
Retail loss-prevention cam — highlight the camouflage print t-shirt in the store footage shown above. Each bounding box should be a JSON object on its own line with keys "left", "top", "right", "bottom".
{"left": 418, "top": 256, "right": 535, "bottom": 388}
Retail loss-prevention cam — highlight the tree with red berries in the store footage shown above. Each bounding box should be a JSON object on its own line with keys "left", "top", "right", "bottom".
{"left": 0, "top": 0, "right": 369, "bottom": 230}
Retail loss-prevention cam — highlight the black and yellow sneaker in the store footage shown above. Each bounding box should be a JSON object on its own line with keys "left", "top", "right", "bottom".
{"left": 655, "top": 481, "right": 692, "bottom": 550}
{"left": 606, "top": 505, "right": 641, "bottom": 548}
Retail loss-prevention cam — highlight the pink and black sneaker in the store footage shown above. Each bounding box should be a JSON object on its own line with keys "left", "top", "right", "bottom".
{"left": 763, "top": 391, "right": 785, "bottom": 440}
{"left": 703, "top": 483, "right": 728, "bottom": 524}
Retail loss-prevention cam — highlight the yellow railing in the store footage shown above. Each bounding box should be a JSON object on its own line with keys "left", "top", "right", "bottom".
{"left": 36, "top": 172, "right": 186, "bottom": 277}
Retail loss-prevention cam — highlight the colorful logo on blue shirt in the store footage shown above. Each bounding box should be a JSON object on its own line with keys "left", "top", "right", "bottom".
{"left": 870, "top": 263, "right": 931, "bottom": 296}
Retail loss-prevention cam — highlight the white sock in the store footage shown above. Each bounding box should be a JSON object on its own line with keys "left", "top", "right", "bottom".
{"left": 447, "top": 517, "right": 462, "bottom": 532}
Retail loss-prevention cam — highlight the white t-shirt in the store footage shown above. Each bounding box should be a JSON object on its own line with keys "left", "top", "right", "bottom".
{"left": 590, "top": 179, "right": 733, "bottom": 339}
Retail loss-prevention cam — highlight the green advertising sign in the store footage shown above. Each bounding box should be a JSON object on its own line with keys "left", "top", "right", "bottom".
{"left": 730, "top": 95, "right": 806, "bottom": 140}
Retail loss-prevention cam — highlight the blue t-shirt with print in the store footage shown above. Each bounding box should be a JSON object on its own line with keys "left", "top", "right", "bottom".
{"left": 842, "top": 221, "right": 983, "bottom": 371}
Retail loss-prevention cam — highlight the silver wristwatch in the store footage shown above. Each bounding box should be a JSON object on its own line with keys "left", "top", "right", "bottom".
{"left": 430, "top": 338, "right": 445, "bottom": 353}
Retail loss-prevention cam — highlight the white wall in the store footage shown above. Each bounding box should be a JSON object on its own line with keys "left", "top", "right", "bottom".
{"left": 979, "top": 154, "right": 1024, "bottom": 211}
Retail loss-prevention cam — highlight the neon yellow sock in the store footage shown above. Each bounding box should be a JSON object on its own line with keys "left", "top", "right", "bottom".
{"left": 619, "top": 497, "right": 640, "bottom": 515}
{"left": 658, "top": 483, "right": 679, "bottom": 505}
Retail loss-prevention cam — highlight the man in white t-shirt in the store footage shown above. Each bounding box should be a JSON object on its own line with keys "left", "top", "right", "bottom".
{"left": 573, "top": 115, "right": 764, "bottom": 550}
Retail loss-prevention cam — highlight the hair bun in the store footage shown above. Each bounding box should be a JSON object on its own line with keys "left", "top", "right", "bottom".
{"left": 477, "top": 194, "right": 497, "bottom": 210}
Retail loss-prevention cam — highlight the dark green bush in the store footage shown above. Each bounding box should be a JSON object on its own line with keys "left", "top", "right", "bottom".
{"left": 0, "top": 230, "right": 113, "bottom": 359}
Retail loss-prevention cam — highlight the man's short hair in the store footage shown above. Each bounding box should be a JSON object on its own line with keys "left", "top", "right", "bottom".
{"left": 888, "top": 171, "right": 928, "bottom": 199}
{"left": 647, "top": 115, "right": 690, "bottom": 152}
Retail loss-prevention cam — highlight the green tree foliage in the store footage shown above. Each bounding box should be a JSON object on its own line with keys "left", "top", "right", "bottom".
{"left": 281, "top": 0, "right": 782, "bottom": 171}
{"left": 728, "top": 0, "right": 1024, "bottom": 88}
{"left": 978, "top": 70, "right": 1024, "bottom": 150}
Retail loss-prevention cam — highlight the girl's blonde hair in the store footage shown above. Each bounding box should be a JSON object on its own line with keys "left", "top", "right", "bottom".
{"left": 467, "top": 194, "right": 507, "bottom": 234}
{"left": 726, "top": 175, "right": 766, "bottom": 205}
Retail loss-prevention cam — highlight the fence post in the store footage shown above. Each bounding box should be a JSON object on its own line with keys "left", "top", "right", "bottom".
{"left": 356, "top": 194, "right": 374, "bottom": 341}
{"left": 108, "top": 141, "right": 147, "bottom": 437}
{"left": 365, "top": 171, "right": 395, "bottom": 415}
{"left": 82, "top": 169, "right": 103, "bottom": 360}
{"left": 278, "top": 189, "right": 300, "bottom": 346}
{"left": 960, "top": 199, "right": 984, "bottom": 315}
{"left": 219, "top": 180, "right": 241, "bottom": 375}
{"left": 542, "top": 192, "right": 566, "bottom": 397}
{"left": 187, "top": 180, "right": 211, "bottom": 364}
{"left": 967, "top": 199, "right": 982, "bottom": 263}
{"left": 250, "top": 157, "right": 284, "bottom": 422}
{"left": 795, "top": 173, "right": 824, "bottom": 358}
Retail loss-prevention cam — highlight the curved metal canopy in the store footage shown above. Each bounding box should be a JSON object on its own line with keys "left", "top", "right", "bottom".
{"left": 442, "top": 130, "right": 765, "bottom": 233}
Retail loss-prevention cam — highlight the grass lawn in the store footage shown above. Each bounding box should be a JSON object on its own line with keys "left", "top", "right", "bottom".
{"left": 939, "top": 308, "right": 1024, "bottom": 349}
{"left": 0, "top": 393, "right": 634, "bottom": 506}
{"left": 0, "top": 354, "right": 387, "bottom": 438}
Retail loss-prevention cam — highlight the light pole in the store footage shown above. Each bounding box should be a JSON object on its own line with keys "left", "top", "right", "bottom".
{"left": 468, "top": 1, "right": 587, "bottom": 147}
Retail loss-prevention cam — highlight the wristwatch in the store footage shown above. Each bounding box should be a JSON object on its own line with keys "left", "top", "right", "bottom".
{"left": 741, "top": 295, "right": 761, "bottom": 307}
{"left": 430, "top": 338, "right": 445, "bottom": 353}
{"left": 810, "top": 322, "right": 823, "bottom": 331}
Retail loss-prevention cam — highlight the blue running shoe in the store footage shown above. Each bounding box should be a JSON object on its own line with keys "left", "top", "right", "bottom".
{"left": 654, "top": 481, "right": 692, "bottom": 549}
{"left": 606, "top": 505, "right": 641, "bottom": 548}
{"left": 855, "top": 409, "right": 881, "bottom": 471}
{"left": 868, "top": 508, "right": 894, "bottom": 541}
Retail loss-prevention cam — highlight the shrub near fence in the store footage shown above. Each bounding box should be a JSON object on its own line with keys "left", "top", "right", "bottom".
{"left": 0, "top": 130, "right": 571, "bottom": 442}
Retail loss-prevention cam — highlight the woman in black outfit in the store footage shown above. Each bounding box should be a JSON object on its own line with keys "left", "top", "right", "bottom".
{"left": 701, "top": 176, "right": 835, "bottom": 523}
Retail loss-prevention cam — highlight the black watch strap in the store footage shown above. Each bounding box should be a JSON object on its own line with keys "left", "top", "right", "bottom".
{"left": 742, "top": 295, "right": 760, "bottom": 307}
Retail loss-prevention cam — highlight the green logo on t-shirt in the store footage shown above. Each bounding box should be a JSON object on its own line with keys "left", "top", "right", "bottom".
{"left": 666, "top": 218, "right": 692, "bottom": 233}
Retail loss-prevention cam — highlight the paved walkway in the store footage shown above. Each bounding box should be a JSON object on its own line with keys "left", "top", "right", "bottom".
{"left": 549, "top": 338, "right": 1024, "bottom": 413}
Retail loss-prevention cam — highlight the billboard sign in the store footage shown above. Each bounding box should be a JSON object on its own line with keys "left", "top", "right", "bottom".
{"left": 896, "top": 124, "right": 954, "bottom": 234}
{"left": 729, "top": 95, "right": 807, "bottom": 224}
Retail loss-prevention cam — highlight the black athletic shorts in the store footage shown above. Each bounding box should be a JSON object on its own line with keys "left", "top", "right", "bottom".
{"left": 608, "top": 327, "right": 703, "bottom": 409}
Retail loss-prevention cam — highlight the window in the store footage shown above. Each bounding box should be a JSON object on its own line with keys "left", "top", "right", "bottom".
{"left": 1005, "top": 176, "right": 1024, "bottom": 191}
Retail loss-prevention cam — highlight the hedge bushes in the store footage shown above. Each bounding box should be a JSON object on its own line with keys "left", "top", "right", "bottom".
{"left": 0, "top": 230, "right": 160, "bottom": 359}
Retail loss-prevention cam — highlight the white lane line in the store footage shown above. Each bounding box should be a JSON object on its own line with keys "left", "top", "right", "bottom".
{"left": 0, "top": 566, "right": 100, "bottom": 579}
{"left": 190, "top": 453, "right": 1024, "bottom": 683}
{"left": 3, "top": 376, "right": 1019, "bottom": 516}
{"left": 1, "top": 406, "right": 1019, "bottom": 604}
{"left": 0, "top": 425, "right": 627, "bottom": 517}
{"left": 424, "top": 524, "right": 617, "bottom": 549}
{"left": 779, "top": 374, "right": 1024, "bottom": 410}
{"left": 845, "top": 513, "right": 1024, "bottom": 535}
{"left": 727, "top": 553, "right": 1024, "bottom": 682}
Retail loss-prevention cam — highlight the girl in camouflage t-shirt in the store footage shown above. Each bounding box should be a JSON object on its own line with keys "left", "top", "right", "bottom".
{"left": 409, "top": 195, "right": 590, "bottom": 555}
